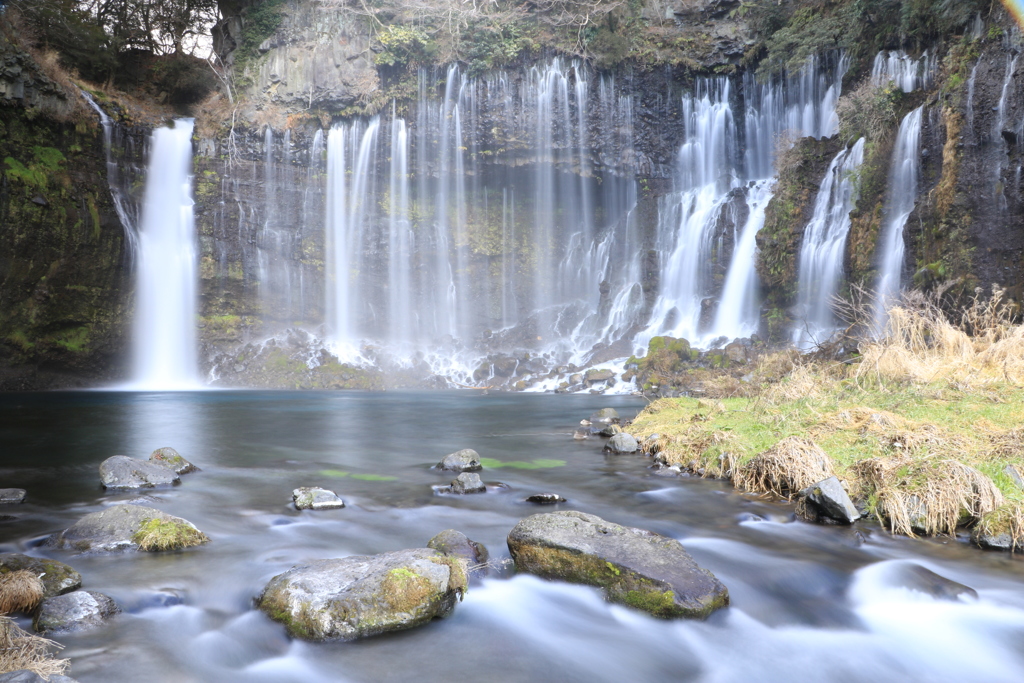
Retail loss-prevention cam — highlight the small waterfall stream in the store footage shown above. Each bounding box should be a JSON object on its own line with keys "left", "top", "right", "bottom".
{"left": 871, "top": 50, "right": 936, "bottom": 92}
{"left": 874, "top": 107, "right": 924, "bottom": 332}
{"left": 792, "top": 138, "right": 866, "bottom": 349}
{"left": 130, "top": 120, "right": 200, "bottom": 389}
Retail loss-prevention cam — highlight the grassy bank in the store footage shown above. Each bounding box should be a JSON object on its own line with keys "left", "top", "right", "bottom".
{"left": 626, "top": 292, "right": 1024, "bottom": 548}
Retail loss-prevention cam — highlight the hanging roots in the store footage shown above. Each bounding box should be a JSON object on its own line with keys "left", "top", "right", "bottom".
{"left": 0, "top": 616, "right": 69, "bottom": 678}
{"left": 733, "top": 436, "right": 836, "bottom": 499}
{"left": 853, "top": 456, "right": 1003, "bottom": 536}
{"left": 0, "top": 570, "right": 44, "bottom": 616}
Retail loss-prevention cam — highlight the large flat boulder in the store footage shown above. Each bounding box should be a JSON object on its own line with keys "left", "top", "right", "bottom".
{"left": 257, "top": 548, "right": 467, "bottom": 641}
{"left": 507, "top": 511, "right": 728, "bottom": 619}
{"left": 0, "top": 554, "right": 81, "bottom": 597}
{"left": 99, "top": 456, "right": 179, "bottom": 489}
{"left": 46, "top": 505, "right": 208, "bottom": 553}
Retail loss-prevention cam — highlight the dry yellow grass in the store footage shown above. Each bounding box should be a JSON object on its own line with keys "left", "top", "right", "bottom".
{"left": 733, "top": 437, "right": 836, "bottom": 499}
{"left": 0, "top": 616, "right": 69, "bottom": 678}
{"left": 973, "top": 504, "right": 1024, "bottom": 550}
{"left": 0, "top": 570, "right": 43, "bottom": 615}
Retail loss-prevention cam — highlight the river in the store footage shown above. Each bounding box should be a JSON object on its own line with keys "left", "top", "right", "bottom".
{"left": 2, "top": 391, "right": 1023, "bottom": 682}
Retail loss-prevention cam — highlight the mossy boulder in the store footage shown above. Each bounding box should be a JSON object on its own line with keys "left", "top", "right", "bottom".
{"left": 507, "top": 511, "right": 728, "bottom": 619}
{"left": 46, "top": 504, "right": 208, "bottom": 553}
{"left": 426, "top": 529, "right": 488, "bottom": 566}
{"left": 98, "top": 456, "right": 180, "bottom": 489}
{"left": 256, "top": 548, "right": 467, "bottom": 641}
{"left": 148, "top": 447, "right": 198, "bottom": 474}
{"left": 0, "top": 554, "right": 81, "bottom": 598}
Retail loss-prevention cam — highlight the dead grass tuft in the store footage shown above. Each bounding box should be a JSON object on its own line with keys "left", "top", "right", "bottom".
{"left": 0, "top": 615, "right": 69, "bottom": 678}
{"left": 853, "top": 456, "right": 1002, "bottom": 536}
{"left": 733, "top": 437, "right": 836, "bottom": 499}
{"left": 973, "top": 504, "right": 1024, "bottom": 550}
{"left": 0, "top": 570, "right": 43, "bottom": 616}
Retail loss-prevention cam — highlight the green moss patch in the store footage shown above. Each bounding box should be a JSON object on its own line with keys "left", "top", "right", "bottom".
{"left": 479, "top": 458, "right": 565, "bottom": 470}
{"left": 131, "top": 518, "right": 209, "bottom": 552}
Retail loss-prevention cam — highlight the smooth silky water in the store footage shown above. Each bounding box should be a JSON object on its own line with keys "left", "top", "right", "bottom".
{"left": 2, "top": 392, "right": 1024, "bottom": 682}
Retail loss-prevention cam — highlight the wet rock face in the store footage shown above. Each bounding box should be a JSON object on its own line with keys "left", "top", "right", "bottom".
{"left": 447, "top": 473, "right": 486, "bottom": 494}
{"left": 149, "top": 447, "right": 198, "bottom": 474}
{"left": 256, "top": 548, "right": 467, "bottom": 641}
{"left": 797, "top": 476, "right": 859, "bottom": 525}
{"left": 99, "top": 456, "right": 180, "bottom": 489}
{"left": 0, "top": 553, "right": 81, "bottom": 598}
{"left": 605, "top": 432, "right": 639, "bottom": 453}
{"left": 507, "top": 511, "right": 729, "bottom": 619}
{"left": 33, "top": 590, "right": 120, "bottom": 634}
{"left": 0, "top": 489, "right": 26, "bottom": 504}
{"left": 436, "top": 449, "right": 482, "bottom": 472}
{"left": 292, "top": 487, "right": 345, "bottom": 510}
{"left": 0, "top": 671, "right": 79, "bottom": 683}
{"left": 426, "top": 529, "right": 489, "bottom": 565}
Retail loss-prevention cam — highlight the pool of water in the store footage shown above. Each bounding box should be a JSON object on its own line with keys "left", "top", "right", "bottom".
{"left": 2, "top": 391, "right": 1023, "bottom": 682}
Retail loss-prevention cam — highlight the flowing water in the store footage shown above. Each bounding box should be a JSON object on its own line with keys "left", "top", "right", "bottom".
{"left": 792, "top": 138, "right": 866, "bottom": 349}
{"left": 2, "top": 392, "right": 1023, "bottom": 683}
{"left": 128, "top": 120, "right": 201, "bottom": 389}
{"left": 871, "top": 50, "right": 936, "bottom": 92}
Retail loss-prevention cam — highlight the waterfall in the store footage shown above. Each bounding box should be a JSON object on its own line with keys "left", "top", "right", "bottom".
{"left": 130, "top": 120, "right": 200, "bottom": 389}
{"left": 871, "top": 50, "right": 936, "bottom": 92}
{"left": 873, "top": 107, "right": 924, "bottom": 332}
{"left": 791, "top": 138, "right": 866, "bottom": 349}
{"left": 993, "top": 52, "right": 1020, "bottom": 210}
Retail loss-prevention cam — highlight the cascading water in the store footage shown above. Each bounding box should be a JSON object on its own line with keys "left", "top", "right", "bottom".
{"left": 130, "top": 120, "right": 200, "bottom": 389}
{"left": 873, "top": 107, "right": 924, "bottom": 332}
{"left": 791, "top": 138, "right": 866, "bottom": 349}
{"left": 871, "top": 50, "right": 936, "bottom": 92}
{"left": 323, "top": 60, "right": 639, "bottom": 373}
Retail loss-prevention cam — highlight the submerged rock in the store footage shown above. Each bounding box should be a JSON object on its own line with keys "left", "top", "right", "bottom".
{"left": 888, "top": 563, "right": 978, "bottom": 601}
{"left": 436, "top": 449, "right": 482, "bottom": 472}
{"left": 426, "top": 529, "right": 489, "bottom": 565}
{"left": 604, "top": 433, "right": 639, "bottom": 454}
{"left": 0, "top": 672, "right": 79, "bottom": 683}
{"left": 0, "top": 554, "right": 81, "bottom": 597}
{"left": 292, "top": 487, "right": 345, "bottom": 510}
{"left": 256, "top": 548, "right": 467, "bottom": 641}
{"left": 448, "top": 473, "right": 486, "bottom": 494}
{"left": 149, "top": 447, "right": 199, "bottom": 474}
{"left": 99, "top": 456, "right": 179, "bottom": 489}
{"left": 797, "top": 476, "right": 859, "bottom": 525}
{"left": 0, "top": 489, "right": 26, "bottom": 504}
{"left": 507, "top": 511, "right": 728, "bottom": 618}
{"left": 34, "top": 590, "right": 120, "bottom": 634}
{"left": 47, "top": 505, "right": 208, "bottom": 553}
{"left": 526, "top": 493, "right": 567, "bottom": 504}
{"left": 589, "top": 408, "right": 620, "bottom": 424}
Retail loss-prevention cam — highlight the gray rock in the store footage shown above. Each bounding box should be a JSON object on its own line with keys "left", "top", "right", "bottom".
{"left": 436, "top": 449, "right": 482, "bottom": 472}
{"left": 293, "top": 487, "right": 345, "bottom": 510}
{"left": 149, "top": 447, "right": 198, "bottom": 474}
{"left": 569, "top": 373, "right": 583, "bottom": 384}
{"left": 605, "top": 433, "right": 639, "bottom": 454}
{"left": 526, "top": 493, "right": 566, "bottom": 504}
{"left": 34, "top": 590, "right": 120, "bottom": 634}
{"left": 507, "top": 511, "right": 728, "bottom": 618}
{"left": 797, "top": 476, "right": 860, "bottom": 524}
{"left": 426, "top": 529, "right": 489, "bottom": 565}
{"left": 589, "top": 408, "right": 620, "bottom": 424}
{"left": 1005, "top": 464, "right": 1024, "bottom": 490}
{"left": 971, "top": 526, "right": 1023, "bottom": 552}
{"left": 256, "top": 548, "right": 466, "bottom": 641}
{"left": 99, "top": 456, "right": 179, "bottom": 489}
{"left": 573, "top": 428, "right": 590, "bottom": 440}
{"left": 724, "top": 342, "right": 748, "bottom": 364}
{"left": 0, "top": 553, "right": 81, "bottom": 597}
{"left": 598, "top": 423, "right": 622, "bottom": 437}
{"left": 492, "top": 356, "right": 519, "bottom": 377}
{"left": 584, "top": 370, "right": 615, "bottom": 386}
{"left": 888, "top": 563, "right": 978, "bottom": 601}
{"left": 449, "top": 473, "right": 486, "bottom": 494}
{"left": 47, "top": 504, "right": 207, "bottom": 553}
{"left": 0, "top": 672, "right": 79, "bottom": 683}
{"left": 0, "top": 489, "right": 26, "bottom": 504}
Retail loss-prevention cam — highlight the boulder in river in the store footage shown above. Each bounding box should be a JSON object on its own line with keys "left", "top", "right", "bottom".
{"left": 525, "top": 493, "right": 567, "bottom": 504}
{"left": 33, "top": 590, "right": 120, "bottom": 634}
{"left": 0, "top": 671, "right": 79, "bottom": 683}
{"left": 99, "top": 456, "right": 179, "bottom": 489}
{"left": 886, "top": 563, "right": 978, "bottom": 601}
{"left": 0, "top": 554, "right": 81, "bottom": 598}
{"left": 604, "top": 433, "right": 639, "bottom": 454}
{"left": 796, "top": 476, "right": 859, "bottom": 525}
{"left": 507, "top": 511, "right": 728, "bottom": 619}
{"left": 292, "top": 487, "right": 345, "bottom": 510}
{"left": 447, "top": 473, "right": 486, "bottom": 494}
{"left": 435, "top": 449, "right": 482, "bottom": 472}
{"left": 0, "top": 489, "right": 26, "bottom": 504}
{"left": 47, "top": 505, "right": 208, "bottom": 553}
{"left": 256, "top": 548, "right": 467, "bottom": 641}
{"left": 598, "top": 423, "right": 622, "bottom": 437}
{"left": 426, "top": 529, "right": 489, "bottom": 565}
{"left": 149, "top": 447, "right": 199, "bottom": 474}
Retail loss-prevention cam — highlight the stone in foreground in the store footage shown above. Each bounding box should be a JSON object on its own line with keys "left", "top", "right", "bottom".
{"left": 34, "top": 590, "right": 120, "bottom": 634}
{"left": 47, "top": 505, "right": 208, "bottom": 553}
{"left": 507, "top": 511, "right": 728, "bottom": 619}
{"left": 0, "top": 672, "right": 79, "bottom": 683}
{"left": 604, "top": 433, "right": 639, "bottom": 454}
{"left": 427, "top": 529, "right": 488, "bottom": 565}
{"left": 0, "top": 554, "right": 81, "bottom": 598}
{"left": 435, "top": 449, "right": 482, "bottom": 472}
{"left": 257, "top": 548, "right": 467, "bottom": 641}
{"left": 149, "top": 447, "right": 199, "bottom": 474}
{"left": 0, "top": 489, "right": 26, "bottom": 504}
{"left": 797, "top": 476, "right": 859, "bottom": 524}
{"left": 292, "top": 487, "right": 345, "bottom": 510}
{"left": 99, "top": 456, "right": 179, "bottom": 489}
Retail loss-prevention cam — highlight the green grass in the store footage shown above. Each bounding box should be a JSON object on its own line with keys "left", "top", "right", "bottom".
{"left": 479, "top": 458, "right": 566, "bottom": 470}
